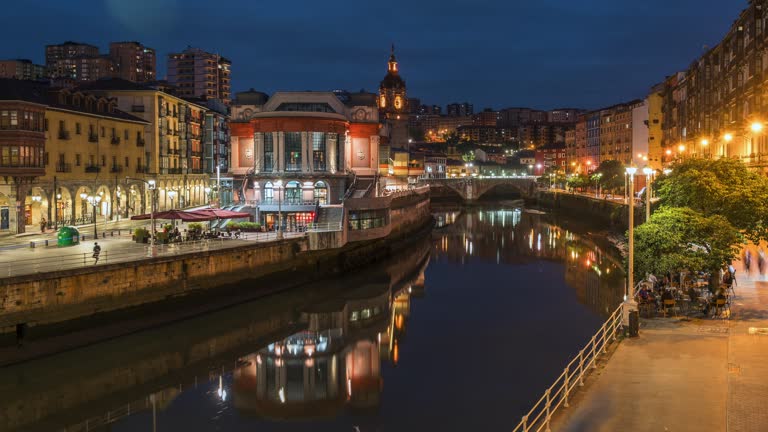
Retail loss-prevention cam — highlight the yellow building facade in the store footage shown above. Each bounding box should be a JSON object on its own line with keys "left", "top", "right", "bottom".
{"left": 646, "top": 88, "right": 664, "bottom": 170}
{"left": 26, "top": 89, "right": 148, "bottom": 228}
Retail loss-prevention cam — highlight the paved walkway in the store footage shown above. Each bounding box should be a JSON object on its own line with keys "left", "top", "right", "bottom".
{"left": 554, "top": 249, "right": 768, "bottom": 432}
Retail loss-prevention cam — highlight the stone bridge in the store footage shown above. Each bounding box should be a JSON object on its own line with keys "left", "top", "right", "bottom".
{"left": 421, "top": 177, "right": 537, "bottom": 201}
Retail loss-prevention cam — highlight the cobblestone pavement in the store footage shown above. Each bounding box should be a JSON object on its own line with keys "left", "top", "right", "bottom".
{"left": 553, "top": 247, "right": 768, "bottom": 432}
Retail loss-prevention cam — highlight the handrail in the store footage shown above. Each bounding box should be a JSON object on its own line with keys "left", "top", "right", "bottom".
{"left": 306, "top": 222, "right": 343, "bottom": 232}
{"left": 512, "top": 304, "right": 624, "bottom": 432}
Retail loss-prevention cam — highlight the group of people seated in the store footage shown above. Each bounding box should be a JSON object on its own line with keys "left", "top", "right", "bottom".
{"left": 635, "top": 268, "right": 734, "bottom": 318}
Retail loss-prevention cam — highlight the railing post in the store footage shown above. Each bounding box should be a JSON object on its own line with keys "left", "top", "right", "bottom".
{"left": 545, "top": 388, "right": 552, "bottom": 432}
{"left": 602, "top": 325, "right": 608, "bottom": 355}
{"left": 522, "top": 415, "right": 528, "bottom": 432}
{"left": 83, "top": 253, "right": 87, "bottom": 266}
{"left": 563, "top": 366, "right": 570, "bottom": 408}
{"left": 591, "top": 336, "right": 597, "bottom": 368}
{"left": 105, "top": 250, "right": 108, "bottom": 264}
{"left": 578, "top": 349, "right": 585, "bottom": 386}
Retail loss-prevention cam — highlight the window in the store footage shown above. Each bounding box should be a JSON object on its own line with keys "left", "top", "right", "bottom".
{"left": 285, "top": 132, "right": 301, "bottom": 171}
{"left": 76, "top": 123, "right": 81, "bottom": 134}
{"left": 101, "top": 127, "right": 105, "bottom": 137}
{"left": 263, "top": 182, "right": 274, "bottom": 203}
{"left": 75, "top": 154, "right": 81, "bottom": 166}
{"left": 58, "top": 120, "right": 64, "bottom": 131}
{"left": 101, "top": 155, "right": 106, "bottom": 167}
{"left": 285, "top": 181, "right": 301, "bottom": 204}
{"left": 124, "top": 129, "right": 129, "bottom": 140}
{"left": 44, "top": 152, "right": 49, "bottom": 165}
{"left": 111, "top": 127, "right": 116, "bottom": 138}
{"left": 348, "top": 209, "right": 388, "bottom": 230}
{"left": 263, "top": 133, "right": 274, "bottom": 172}
{"left": 314, "top": 181, "right": 328, "bottom": 205}
{"left": 312, "top": 132, "right": 326, "bottom": 171}
{"left": 44, "top": 118, "right": 48, "bottom": 131}
{"left": 125, "top": 157, "right": 129, "bottom": 167}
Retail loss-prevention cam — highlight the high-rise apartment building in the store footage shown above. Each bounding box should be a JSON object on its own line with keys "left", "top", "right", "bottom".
{"left": 0, "top": 59, "right": 45, "bottom": 80}
{"left": 45, "top": 41, "right": 108, "bottom": 81}
{"left": 109, "top": 42, "right": 156, "bottom": 83}
{"left": 167, "top": 47, "right": 232, "bottom": 104}
{"left": 447, "top": 102, "right": 473, "bottom": 117}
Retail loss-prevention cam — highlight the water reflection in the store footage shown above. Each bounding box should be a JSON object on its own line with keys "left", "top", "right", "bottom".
{"left": 432, "top": 206, "right": 625, "bottom": 316}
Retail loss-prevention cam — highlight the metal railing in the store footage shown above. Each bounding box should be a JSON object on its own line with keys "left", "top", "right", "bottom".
{"left": 0, "top": 231, "right": 306, "bottom": 278}
{"left": 512, "top": 304, "right": 624, "bottom": 432}
{"left": 307, "top": 222, "right": 343, "bottom": 232}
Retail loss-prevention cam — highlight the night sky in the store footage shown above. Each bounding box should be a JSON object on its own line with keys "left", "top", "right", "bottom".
{"left": 2, "top": 0, "right": 746, "bottom": 110}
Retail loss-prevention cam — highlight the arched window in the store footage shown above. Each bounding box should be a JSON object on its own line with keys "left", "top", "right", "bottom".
{"left": 264, "top": 182, "right": 274, "bottom": 204}
{"left": 285, "top": 181, "right": 301, "bottom": 204}
{"left": 314, "top": 181, "right": 328, "bottom": 205}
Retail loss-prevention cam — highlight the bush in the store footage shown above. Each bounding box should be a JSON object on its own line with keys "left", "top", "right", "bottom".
{"left": 134, "top": 227, "right": 149, "bottom": 238}
{"left": 226, "top": 221, "right": 261, "bottom": 231}
{"left": 163, "top": 223, "right": 173, "bottom": 232}
{"left": 188, "top": 222, "right": 204, "bottom": 232}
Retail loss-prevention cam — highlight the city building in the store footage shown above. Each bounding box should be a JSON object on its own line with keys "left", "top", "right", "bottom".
{"left": 76, "top": 79, "right": 214, "bottom": 209}
{"left": 474, "top": 109, "right": 499, "bottom": 127}
{"left": 547, "top": 108, "right": 584, "bottom": 123}
{"left": 647, "top": 84, "right": 664, "bottom": 169}
{"left": 572, "top": 114, "right": 588, "bottom": 172}
{"left": 585, "top": 111, "right": 601, "bottom": 170}
{"left": 167, "top": 47, "right": 232, "bottom": 104}
{"left": 0, "top": 79, "right": 47, "bottom": 233}
{"left": 109, "top": 41, "right": 156, "bottom": 83}
{"left": 534, "top": 143, "right": 566, "bottom": 175}
{"left": 229, "top": 91, "right": 380, "bottom": 228}
{"left": 0, "top": 59, "right": 45, "bottom": 80}
{"left": 45, "top": 41, "right": 113, "bottom": 82}
{"left": 447, "top": 102, "right": 473, "bottom": 117}
{"left": 378, "top": 46, "right": 408, "bottom": 149}
{"left": 456, "top": 124, "right": 513, "bottom": 144}
{"left": 423, "top": 154, "right": 446, "bottom": 178}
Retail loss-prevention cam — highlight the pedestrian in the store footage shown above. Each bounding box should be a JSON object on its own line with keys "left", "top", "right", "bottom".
{"left": 16, "top": 323, "right": 27, "bottom": 348}
{"left": 39, "top": 217, "right": 46, "bottom": 233}
{"left": 759, "top": 248, "right": 766, "bottom": 276}
{"left": 92, "top": 242, "right": 101, "bottom": 264}
{"left": 744, "top": 249, "right": 752, "bottom": 273}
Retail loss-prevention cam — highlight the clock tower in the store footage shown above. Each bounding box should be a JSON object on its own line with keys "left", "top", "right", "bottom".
{"left": 379, "top": 45, "right": 409, "bottom": 149}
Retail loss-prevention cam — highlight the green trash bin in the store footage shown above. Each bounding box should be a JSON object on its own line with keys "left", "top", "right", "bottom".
{"left": 57, "top": 226, "right": 80, "bottom": 247}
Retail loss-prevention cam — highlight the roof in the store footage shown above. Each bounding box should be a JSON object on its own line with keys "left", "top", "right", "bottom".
{"left": 0, "top": 79, "right": 147, "bottom": 123}
{"left": 76, "top": 78, "right": 154, "bottom": 92}
{"left": 380, "top": 73, "right": 406, "bottom": 89}
{"left": 345, "top": 91, "right": 377, "bottom": 107}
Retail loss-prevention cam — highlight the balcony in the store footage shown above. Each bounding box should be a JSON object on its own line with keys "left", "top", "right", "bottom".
{"left": 137, "top": 138, "right": 145, "bottom": 147}
{"left": 131, "top": 105, "right": 145, "bottom": 113}
{"left": 169, "top": 148, "right": 180, "bottom": 155}
{"left": 85, "top": 165, "right": 101, "bottom": 173}
{"left": 110, "top": 165, "right": 123, "bottom": 173}
{"left": 135, "top": 166, "right": 147, "bottom": 173}
{"left": 55, "top": 162, "right": 72, "bottom": 173}
{"left": 58, "top": 130, "right": 71, "bottom": 140}
{"left": 88, "top": 133, "right": 98, "bottom": 143}
{"left": 111, "top": 136, "right": 121, "bottom": 145}
{"left": 168, "top": 168, "right": 182, "bottom": 174}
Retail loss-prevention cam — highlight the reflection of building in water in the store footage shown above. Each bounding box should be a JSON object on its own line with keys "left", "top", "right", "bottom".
{"left": 232, "top": 250, "right": 429, "bottom": 419}
{"left": 433, "top": 207, "right": 624, "bottom": 316}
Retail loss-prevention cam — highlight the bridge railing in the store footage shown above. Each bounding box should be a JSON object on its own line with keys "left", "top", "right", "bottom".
{"left": 512, "top": 304, "right": 624, "bottom": 432}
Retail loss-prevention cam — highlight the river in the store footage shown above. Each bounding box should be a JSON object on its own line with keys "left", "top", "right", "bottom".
{"left": 0, "top": 204, "right": 625, "bottom": 432}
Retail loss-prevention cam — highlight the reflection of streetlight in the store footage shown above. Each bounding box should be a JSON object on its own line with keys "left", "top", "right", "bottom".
{"left": 624, "top": 165, "right": 639, "bottom": 336}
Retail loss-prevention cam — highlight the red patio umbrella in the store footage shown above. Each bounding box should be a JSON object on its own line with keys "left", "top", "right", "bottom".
{"left": 130, "top": 209, "right": 215, "bottom": 222}
{"left": 191, "top": 208, "right": 252, "bottom": 219}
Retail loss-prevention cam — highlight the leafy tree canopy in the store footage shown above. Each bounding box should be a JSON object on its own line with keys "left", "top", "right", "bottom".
{"left": 655, "top": 157, "right": 768, "bottom": 242}
{"left": 567, "top": 173, "right": 590, "bottom": 190}
{"left": 595, "top": 160, "right": 626, "bottom": 191}
{"left": 633, "top": 207, "right": 744, "bottom": 282}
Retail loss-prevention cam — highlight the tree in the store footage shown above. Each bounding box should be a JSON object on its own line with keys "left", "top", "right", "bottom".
{"left": 461, "top": 151, "right": 476, "bottom": 163}
{"left": 594, "top": 160, "right": 626, "bottom": 191}
{"left": 633, "top": 207, "right": 743, "bottom": 284}
{"left": 567, "top": 173, "right": 590, "bottom": 192}
{"left": 655, "top": 157, "right": 768, "bottom": 243}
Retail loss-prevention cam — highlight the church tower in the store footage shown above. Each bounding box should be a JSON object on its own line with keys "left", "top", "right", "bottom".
{"left": 379, "top": 45, "right": 409, "bottom": 149}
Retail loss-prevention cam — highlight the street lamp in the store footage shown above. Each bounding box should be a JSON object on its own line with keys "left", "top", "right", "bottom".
{"left": 751, "top": 122, "right": 763, "bottom": 133}
{"left": 593, "top": 172, "right": 602, "bottom": 198}
{"left": 83, "top": 194, "right": 101, "bottom": 238}
{"left": 700, "top": 138, "right": 709, "bottom": 158}
{"left": 167, "top": 190, "right": 177, "bottom": 209}
{"left": 204, "top": 187, "right": 211, "bottom": 205}
{"left": 642, "top": 167, "right": 653, "bottom": 221}
{"left": 624, "top": 165, "right": 639, "bottom": 336}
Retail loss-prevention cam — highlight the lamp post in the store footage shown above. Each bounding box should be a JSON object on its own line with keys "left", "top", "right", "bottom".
{"left": 624, "top": 166, "right": 639, "bottom": 335}
{"left": 700, "top": 139, "right": 709, "bottom": 159}
{"left": 643, "top": 167, "right": 653, "bottom": 221}
{"left": 83, "top": 194, "right": 101, "bottom": 238}
{"left": 167, "top": 190, "right": 178, "bottom": 227}
{"left": 204, "top": 187, "right": 211, "bottom": 205}
{"left": 275, "top": 180, "right": 283, "bottom": 239}
{"left": 593, "top": 172, "right": 602, "bottom": 198}
{"left": 723, "top": 133, "right": 733, "bottom": 158}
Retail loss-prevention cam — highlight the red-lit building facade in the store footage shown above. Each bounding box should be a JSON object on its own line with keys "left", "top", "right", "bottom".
{"left": 230, "top": 91, "right": 380, "bottom": 229}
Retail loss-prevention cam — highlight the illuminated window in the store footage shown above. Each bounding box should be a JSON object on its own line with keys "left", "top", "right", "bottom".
{"left": 380, "top": 96, "right": 386, "bottom": 108}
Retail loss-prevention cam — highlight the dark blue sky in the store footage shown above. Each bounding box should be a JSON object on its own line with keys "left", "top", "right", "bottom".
{"left": 2, "top": 0, "right": 746, "bottom": 110}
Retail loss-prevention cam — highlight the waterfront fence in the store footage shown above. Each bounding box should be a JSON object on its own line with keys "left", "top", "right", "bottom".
{"left": 0, "top": 231, "right": 305, "bottom": 278}
{"left": 513, "top": 304, "right": 624, "bottom": 432}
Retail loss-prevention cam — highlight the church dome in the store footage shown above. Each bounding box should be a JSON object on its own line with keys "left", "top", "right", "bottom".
{"left": 379, "top": 45, "right": 406, "bottom": 90}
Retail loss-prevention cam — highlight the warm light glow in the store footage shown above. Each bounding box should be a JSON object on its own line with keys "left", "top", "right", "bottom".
{"left": 586, "top": 160, "right": 592, "bottom": 166}
{"left": 678, "top": 144, "right": 685, "bottom": 152}
{"left": 665, "top": 149, "right": 672, "bottom": 155}
{"left": 643, "top": 167, "right": 653, "bottom": 176}
{"left": 724, "top": 133, "right": 733, "bottom": 142}
{"left": 701, "top": 139, "right": 709, "bottom": 146}
{"left": 625, "top": 166, "right": 637, "bottom": 176}
{"left": 751, "top": 122, "right": 764, "bottom": 133}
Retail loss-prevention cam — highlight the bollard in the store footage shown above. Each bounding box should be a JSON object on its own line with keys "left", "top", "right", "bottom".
{"left": 29, "top": 241, "right": 35, "bottom": 248}
{"left": 102, "top": 232, "right": 106, "bottom": 239}
{"left": 45, "top": 239, "right": 48, "bottom": 247}
{"left": 111, "top": 231, "right": 114, "bottom": 237}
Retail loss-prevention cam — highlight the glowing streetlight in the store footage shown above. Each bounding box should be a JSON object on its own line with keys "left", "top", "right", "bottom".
{"left": 678, "top": 144, "right": 685, "bottom": 153}
{"left": 724, "top": 133, "right": 733, "bottom": 142}
{"left": 701, "top": 139, "right": 709, "bottom": 146}
{"left": 624, "top": 165, "right": 639, "bottom": 336}
{"left": 665, "top": 149, "right": 672, "bottom": 155}
{"left": 751, "top": 122, "right": 763, "bottom": 133}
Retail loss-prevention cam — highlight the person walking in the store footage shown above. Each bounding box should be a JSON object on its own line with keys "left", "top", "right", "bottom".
{"left": 744, "top": 249, "right": 752, "bottom": 273}
{"left": 39, "top": 217, "right": 46, "bottom": 233}
{"left": 758, "top": 248, "right": 766, "bottom": 276}
{"left": 92, "top": 242, "right": 101, "bottom": 265}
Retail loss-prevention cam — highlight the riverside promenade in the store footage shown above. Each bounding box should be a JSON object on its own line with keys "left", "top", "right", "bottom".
{"left": 553, "top": 259, "right": 768, "bottom": 431}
